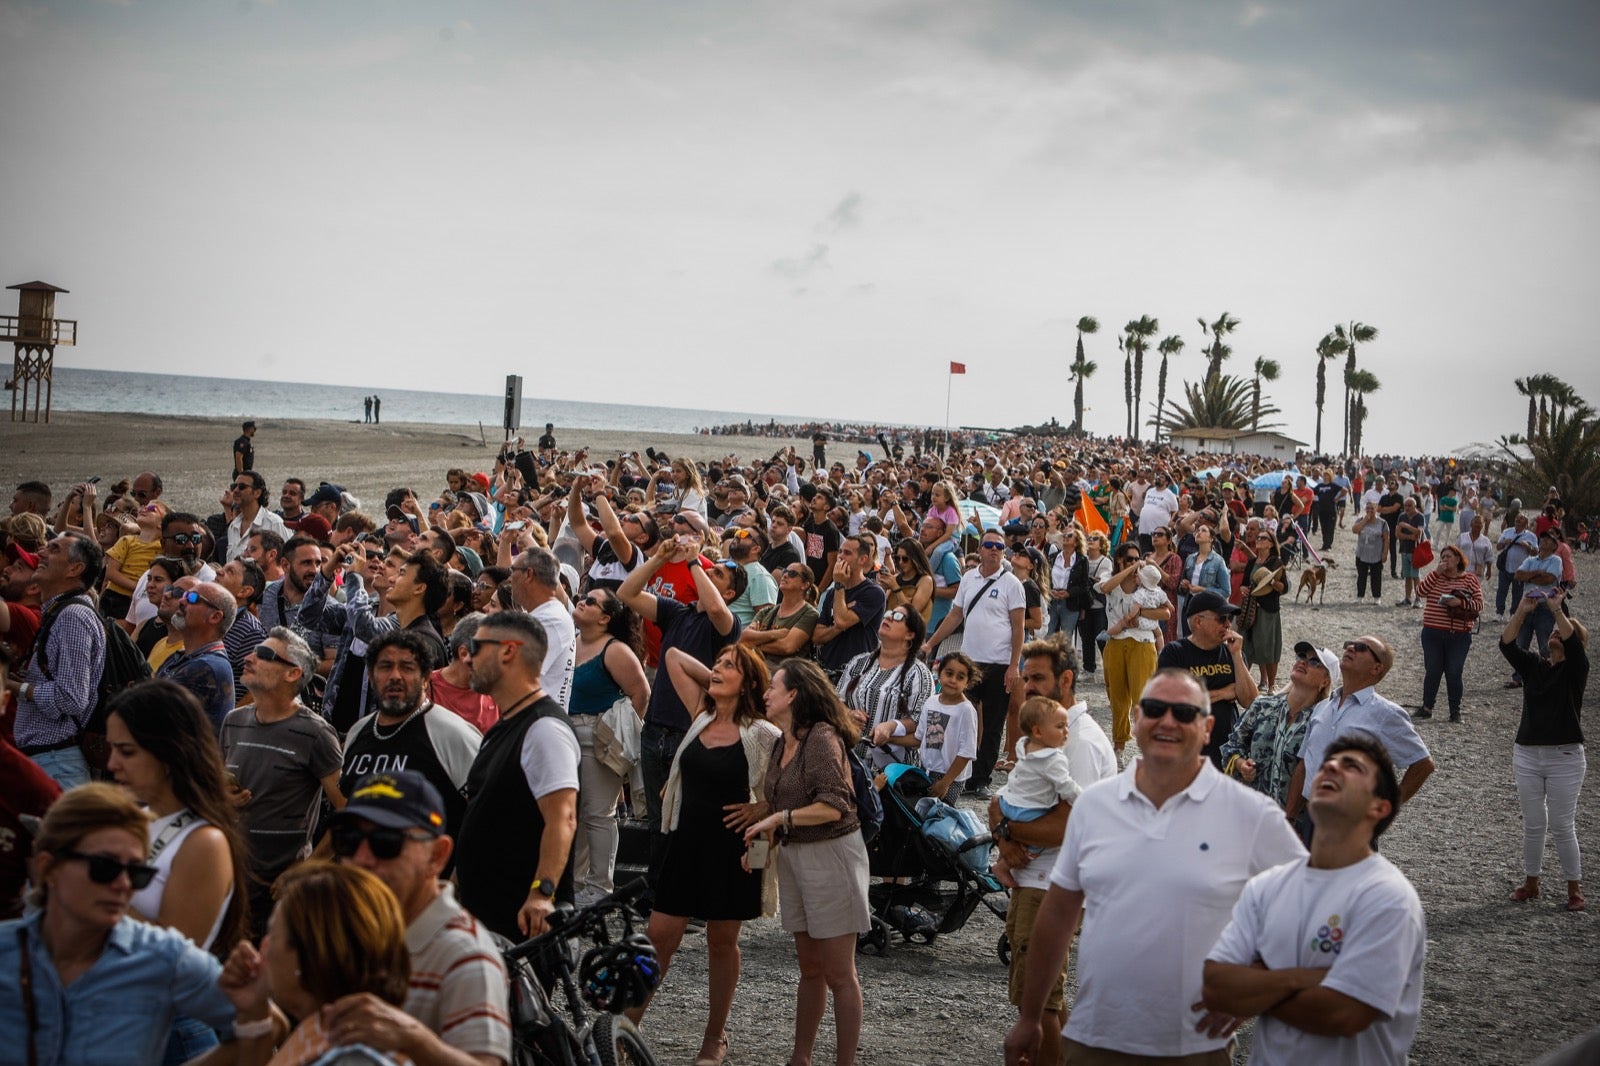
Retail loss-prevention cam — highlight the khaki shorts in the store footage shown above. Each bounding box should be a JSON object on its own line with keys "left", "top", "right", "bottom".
{"left": 1006, "top": 886, "right": 1067, "bottom": 1014}
{"left": 1062, "top": 1038, "right": 1233, "bottom": 1065}
{"left": 776, "top": 832, "right": 871, "bottom": 940}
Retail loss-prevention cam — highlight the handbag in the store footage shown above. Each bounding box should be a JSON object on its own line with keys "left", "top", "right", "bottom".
{"left": 1411, "top": 541, "right": 1435, "bottom": 569}
{"left": 1238, "top": 590, "right": 1258, "bottom": 633}
{"left": 593, "top": 695, "right": 642, "bottom": 779}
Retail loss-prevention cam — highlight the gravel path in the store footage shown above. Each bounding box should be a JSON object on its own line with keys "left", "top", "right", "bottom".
{"left": 640, "top": 522, "right": 1599, "bottom": 1065}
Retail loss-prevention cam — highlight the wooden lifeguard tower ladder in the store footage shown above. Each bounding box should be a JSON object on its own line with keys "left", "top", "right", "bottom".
{"left": 4, "top": 281, "right": 77, "bottom": 423}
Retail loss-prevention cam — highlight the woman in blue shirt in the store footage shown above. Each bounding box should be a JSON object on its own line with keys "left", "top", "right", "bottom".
{"left": 1, "top": 783, "right": 242, "bottom": 1065}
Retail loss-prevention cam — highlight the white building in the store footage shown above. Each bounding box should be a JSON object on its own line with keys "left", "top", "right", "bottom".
{"left": 1168, "top": 428, "right": 1307, "bottom": 457}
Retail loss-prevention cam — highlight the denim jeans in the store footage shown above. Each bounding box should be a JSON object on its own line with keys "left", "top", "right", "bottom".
{"left": 1419, "top": 626, "right": 1471, "bottom": 713}
{"left": 1512, "top": 603, "right": 1556, "bottom": 682}
{"left": 1513, "top": 743, "right": 1586, "bottom": 880}
{"left": 1495, "top": 570, "right": 1523, "bottom": 617}
{"left": 639, "top": 721, "right": 686, "bottom": 890}
{"left": 1046, "top": 599, "right": 1079, "bottom": 643}
{"left": 30, "top": 746, "right": 92, "bottom": 790}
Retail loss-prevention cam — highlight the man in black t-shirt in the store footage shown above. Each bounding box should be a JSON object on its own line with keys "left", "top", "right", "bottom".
{"left": 233, "top": 420, "right": 256, "bottom": 477}
{"left": 1378, "top": 488, "right": 1404, "bottom": 576}
{"left": 1310, "top": 477, "right": 1342, "bottom": 551}
{"left": 813, "top": 535, "right": 887, "bottom": 678}
{"left": 1156, "top": 590, "right": 1258, "bottom": 768}
{"left": 801, "top": 487, "right": 842, "bottom": 587}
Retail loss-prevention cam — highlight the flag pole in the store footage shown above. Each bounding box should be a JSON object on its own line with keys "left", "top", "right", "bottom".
{"left": 944, "top": 367, "right": 953, "bottom": 457}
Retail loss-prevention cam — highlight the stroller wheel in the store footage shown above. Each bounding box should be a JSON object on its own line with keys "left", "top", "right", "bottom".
{"left": 997, "top": 932, "right": 1012, "bottom": 965}
{"left": 857, "top": 925, "right": 890, "bottom": 956}
{"left": 907, "top": 928, "right": 938, "bottom": 946}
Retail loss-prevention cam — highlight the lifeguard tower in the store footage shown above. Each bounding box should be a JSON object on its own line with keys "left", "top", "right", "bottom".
{"left": 4, "top": 281, "right": 77, "bottom": 423}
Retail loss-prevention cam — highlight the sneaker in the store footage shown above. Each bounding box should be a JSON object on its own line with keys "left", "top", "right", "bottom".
{"left": 1412, "top": 600, "right": 1423, "bottom": 609}
{"left": 1449, "top": 711, "right": 1462, "bottom": 723}
{"left": 1395, "top": 599, "right": 1411, "bottom": 607}
{"left": 1493, "top": 614, "right": 1505, "bottom": 623}
{"left": 1413, "top": 707, "right": 1433, "bottom": 720}
{"left": 968, "top": 785, "right": 995, "bottom": 801}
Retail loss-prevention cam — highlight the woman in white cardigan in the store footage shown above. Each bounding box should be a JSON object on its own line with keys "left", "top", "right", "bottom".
{"left": 630, "top": 642, "right": 781, "bottom": 1066}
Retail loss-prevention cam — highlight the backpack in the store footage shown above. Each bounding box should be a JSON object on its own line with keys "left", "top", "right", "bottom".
{"left": 846, "top": 746, "right": 884, "bottom": 845}
{"left": 34, "top": 593, "right": 152, "bottom": 772}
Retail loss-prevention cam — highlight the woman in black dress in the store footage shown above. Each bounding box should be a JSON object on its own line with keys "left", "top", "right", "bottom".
{"left": 631, "top": 642, "right": 780, "bottom": 1066}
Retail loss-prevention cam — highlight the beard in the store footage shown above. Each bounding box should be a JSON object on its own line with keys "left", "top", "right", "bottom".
{"left": 168, "top": 612, "right": 187, "bottom": 632}
{"left": 376, "top": 691, "right": 420, "bottom": 717}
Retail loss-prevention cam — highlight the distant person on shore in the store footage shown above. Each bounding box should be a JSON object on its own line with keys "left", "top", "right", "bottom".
{"left": 363, "top": 395, "right": 372, "bottom": 423}
{"left": 373, "top": 395, "right": 381, "bottom": 424}
{"left": 232, "top": 420, "right": 255, "bottom": 477}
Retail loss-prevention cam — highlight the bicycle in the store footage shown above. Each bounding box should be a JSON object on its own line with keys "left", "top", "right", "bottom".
{"left": 499, "top": 878, "right": 662, "bottom": 1066}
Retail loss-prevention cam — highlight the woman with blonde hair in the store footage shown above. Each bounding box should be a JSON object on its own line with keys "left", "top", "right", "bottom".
{"left": 0, "top": 784, "right": 243, "bottom": 1065}
{"left": 1220, "top": 642, "right": 1335, "bottom": 808}
{"left": 220, "top": 860, "right": 411, "bottom": 1065}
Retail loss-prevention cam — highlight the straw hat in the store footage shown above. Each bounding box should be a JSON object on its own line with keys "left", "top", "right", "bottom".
{"left": 1251, "top": 566, "right": 1286, "bottom": 597}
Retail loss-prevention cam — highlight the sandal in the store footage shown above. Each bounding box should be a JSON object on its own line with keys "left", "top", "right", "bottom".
{"left": 1568, "top": 894, "right": 1587, "bottom": 913}
{"left": 1510, "top": 885, "right": 1539, "bottom": 902}
{"left": 694, "top": 1033, "right": 729, "bottom": 1066}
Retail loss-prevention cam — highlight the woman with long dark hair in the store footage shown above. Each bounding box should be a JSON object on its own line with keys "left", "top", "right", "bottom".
{"left": 747, "top": 658, "right": 870, "bottom": 1066}
{"left": 884, "top": 538, "right": 935, "bottom": 623}
{"left": 633, "top": 643, "right": 779, "bottom": 1066}
{"left": 568, "top": 586, "right": 650, "bottom": 902}
{"left": 837, "top": 604, "right": 935, "bottom": 773}
{"left": 107, "top": 679, "right": 253, "bottom": 1062}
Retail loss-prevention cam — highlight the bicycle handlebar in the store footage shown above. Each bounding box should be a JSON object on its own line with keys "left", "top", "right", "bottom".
{"left": 502, "top": 877, "right": 649, "bottom": 962}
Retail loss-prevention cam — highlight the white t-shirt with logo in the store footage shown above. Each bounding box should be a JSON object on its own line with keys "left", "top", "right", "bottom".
{"left": 1138, "top": 487, "right": 1179, "bottom": 535}
{"left": 1208, "top": 853, "right": 1425, "bottom": 1066}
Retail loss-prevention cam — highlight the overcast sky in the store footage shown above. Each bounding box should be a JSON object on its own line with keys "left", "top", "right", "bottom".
{"left": 2, "top": 0, "right": 1597, "bottom": 455}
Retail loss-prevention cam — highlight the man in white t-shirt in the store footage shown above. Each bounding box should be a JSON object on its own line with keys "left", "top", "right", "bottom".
{"left": 1137, "top": 473, "right": 1180, "bottom": 553}
{"left": 1004, "top": 669, "right": 1305, "bottom": 1065}
{"left": 994, "top": 636, "right": 1117, "bottom": 1066}
{"left": 1203, "top": 734, "right": 1426, "bottom": 1065}
{"left": 923, "top": 529, "right": 1026, "bottom": 798}
{"left": 506, "top": 546, "right": 577, "bottom": 709}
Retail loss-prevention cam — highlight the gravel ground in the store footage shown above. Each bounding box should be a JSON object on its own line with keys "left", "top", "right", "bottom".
{"left": 639, "top": 522, "right": 1600, "bottom": 1066}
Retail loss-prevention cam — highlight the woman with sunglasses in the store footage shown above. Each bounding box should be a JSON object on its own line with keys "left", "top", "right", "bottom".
{"left": 1240, "top": 528, "right": 1288, "bottom": 691}
{"left": 635, "top": 644, "right": 779, "bottom": 1066}
{"left": 1220, "top": 642, "right": 1334, "bottom": 807}
{"left": 569, "top": 472, "right": 660, "bottom": 593}
{"left": 838, "top": 603, "right": 934, "bottom": 773}
{"left": 883, "top": 538, "right": 935, "bottom": 623}
{"left": 568, "top": 587, "right": 650, "bottom": 902}
{"left": 1148, "top": 527, "right": 1183, "bottom": 641}
{"left": 0, "top": 783, "right": 245, "bottom": 1065}
{"left": 104, "top": 679, "right": 252, "bottom": 1062}
{"left": 743, "top": 563, "right": 821, "bottom": 669}
{"left": 1097, "top": 544, "right": 1171, "bottom": 757}
{"left": 745, "top": 658, "right": 870, "bottom": 1066}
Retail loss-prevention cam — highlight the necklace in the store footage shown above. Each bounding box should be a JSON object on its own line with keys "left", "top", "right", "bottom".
{"left": 497, "top": 689, "right": 541, "bottom": 722}
{"left": 371, "top": 703, "right": 426, "bottom": 740}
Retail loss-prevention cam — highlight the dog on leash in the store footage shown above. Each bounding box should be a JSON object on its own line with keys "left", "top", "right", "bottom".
{"left": 1297, "top": 564, "right": 1328, "bottom": 605}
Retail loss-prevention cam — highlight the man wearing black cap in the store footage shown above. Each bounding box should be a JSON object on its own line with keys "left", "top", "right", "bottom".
{"left": 299, "top": 482, "right": 348, "bottom": 529}
{"left": 1157, "top": 589, "right": 1258, "bottom": 769}
{"left": 326, "top": 770, "right": 512, "bottom": 1063}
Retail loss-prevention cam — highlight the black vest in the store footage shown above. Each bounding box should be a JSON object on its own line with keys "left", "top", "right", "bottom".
{"left": 455, "top": 695, "right": 575, "bottom": 941}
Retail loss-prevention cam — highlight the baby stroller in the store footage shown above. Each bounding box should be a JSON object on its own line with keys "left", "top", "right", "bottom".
{"left": 858, "top": 764, "right": 1008, "bottom": 957}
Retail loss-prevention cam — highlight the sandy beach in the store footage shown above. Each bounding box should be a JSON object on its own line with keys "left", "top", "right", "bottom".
{"left": 0, "top": 411, "right": 816, "bottom": 509}
{"left": 4, "top": 410, "right": 1598, "bottom": 1063}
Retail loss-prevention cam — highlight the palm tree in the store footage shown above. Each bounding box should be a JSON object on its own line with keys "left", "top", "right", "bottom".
{"left": 1125, "top": 315, "right": 1160, "bottom": 442}
{"left": 1154, "top": 373, "right": 1282, "bottom": 436}
{"left": 1515, "top": 377, "right": 1537, "bottom": 441}
{"left": 1334, "top": 321, "right": 1378, "bottom": 454}
{"left": 1154, "top": 335, "right": 1185, "bottom": 443}
{"left": 1069, "top": 316, "right": 1099, "bottom": 435}
{"left": 1119, "top": 334, "right": 1133, "bottom": 439}
{"left": 1198, "top": 312, "right": 1241, "bottom": 385}
{"left": 1346, "top": 368, "right": 1381, "bottom": 456}
{"left": 1496, "top": 393, "right": 1599, "bottom": 535}
{"left": 1313, "top": 332, "right": 1348, "bottom": 454}
{"left": 1251, "top": 356, "right": 1281, "bottom": 431}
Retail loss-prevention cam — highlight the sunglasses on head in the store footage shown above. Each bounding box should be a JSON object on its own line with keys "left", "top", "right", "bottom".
{"left": 330, "top": 824, "right": 434, "bottom": 861}
{"left": 54, "top": 850, "right": 158, "bottom": 889}
{"left": 1139, "top": 698, "right": 1205, "bottom": 724}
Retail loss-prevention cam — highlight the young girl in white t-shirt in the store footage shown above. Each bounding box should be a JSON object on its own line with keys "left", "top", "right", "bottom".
{"left": 870, "top": 652, "right": 980, "bottom": 803}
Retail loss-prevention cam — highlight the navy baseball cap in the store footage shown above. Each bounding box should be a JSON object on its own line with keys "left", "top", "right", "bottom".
{"left": 332, "top": 771, "right": 446, "bottom": 836}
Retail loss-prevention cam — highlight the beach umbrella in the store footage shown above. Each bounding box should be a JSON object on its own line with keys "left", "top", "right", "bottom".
{"left": 958, "top": 501, "right": 1003, "bottom": 532}
{"left": 1251, "top": 469, "right": 1317, "bottom": 490}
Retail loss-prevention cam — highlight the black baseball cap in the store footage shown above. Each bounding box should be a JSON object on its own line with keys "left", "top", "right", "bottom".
{"left": 332, "top": 771, "right": 446, "bottom": 836}
{"left": 1185, "top": 589, "right": 1241, "bottom": 620}
{"left": 305, "top": 482, "right": 345, "bottom": 508}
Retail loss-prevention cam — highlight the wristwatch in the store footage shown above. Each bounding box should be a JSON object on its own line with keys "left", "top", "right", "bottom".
{"left": 995, "top": 818, "right": 1012, "bottom": 842}
{"left": 530, "top": 878, "right": 556, "bottom": 899}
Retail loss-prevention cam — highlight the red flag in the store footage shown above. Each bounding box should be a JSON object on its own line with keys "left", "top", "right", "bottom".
{"left": 949, "top": 361, "right": 966, "bottom": 375}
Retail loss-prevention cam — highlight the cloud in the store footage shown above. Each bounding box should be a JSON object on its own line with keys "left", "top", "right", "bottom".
{"left": 771, "top": 243, "right": 831, "bottom": 280}
{"left": 820, "top": 192, "right": 863, "bottom": 232}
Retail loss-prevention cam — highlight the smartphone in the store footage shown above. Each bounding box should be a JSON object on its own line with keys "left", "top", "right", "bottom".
{"left": 745, "top": 838, "right": 770, "bottom": 869}
{"left": 504, "top": 520, "right": 526, "bottom": 531}
{"left": 87, "top": 476, "right": 102, "bottom": 484}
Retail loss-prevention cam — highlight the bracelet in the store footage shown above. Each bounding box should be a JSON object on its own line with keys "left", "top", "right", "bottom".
{"left": 783, "top": 809, "right": 794, "bottom": 831}
{"left": 233, "top": 1015, "right": 275, "bottom": 1039}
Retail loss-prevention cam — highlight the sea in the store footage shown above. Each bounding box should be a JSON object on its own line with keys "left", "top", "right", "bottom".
{"left": 37, "top": 367, "right": 862, "bottom": 437}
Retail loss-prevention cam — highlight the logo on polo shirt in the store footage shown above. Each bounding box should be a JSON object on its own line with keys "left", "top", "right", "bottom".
{"left": 1309, "top": 914, "right": 1344, "bottom": 955}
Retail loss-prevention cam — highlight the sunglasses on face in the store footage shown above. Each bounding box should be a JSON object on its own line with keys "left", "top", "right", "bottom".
{"left": 980, "top": 541, "right": 1006, "bottom": 551}
{"left": 782, "top": 568, "right": 807, "bottom": 579}
{"left": 1344, "top": 640, "right": 1379, "bottom": 659}
{"left": 1297, "top": 653, "right": 1328, "bottom": 669}
{"left": 1139, "top": 698, "right": 1205, "bottom": 724}
{"left": 251, "top": 644, "right": 290, "bottom": 665}
{"left": 467, "top": 636, "right": 522, "bottom": 656}
{"left": 231, "top": 483, "right": 254, "bottom": 492}
{"left": 168, "top": 533, "right": 204, "bottom": 546}
{"left": 884, "top": 609, "right": 910, "bottom": 623}
{"left": 182, "top": 590, "right": 222, "bottom": 611}
{"left": 329, "top": 824, "right": 434, "bottom": 861}
{"left": 54, "top": 850, "right": 158, "bottom": 889}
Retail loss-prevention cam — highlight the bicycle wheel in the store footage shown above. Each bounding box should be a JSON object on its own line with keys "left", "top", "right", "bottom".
{"left": 592, "top": 1013, "right": 659, "bottom": 1066}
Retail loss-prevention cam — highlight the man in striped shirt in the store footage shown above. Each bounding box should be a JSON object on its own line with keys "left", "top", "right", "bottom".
{"left": 325, "top": 769, "right": 511, "bottom": 1065}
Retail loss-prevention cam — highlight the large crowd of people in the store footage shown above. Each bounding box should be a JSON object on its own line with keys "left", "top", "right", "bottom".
{"left": 0, "top": 420, "right": 1590, "bottom": 1065}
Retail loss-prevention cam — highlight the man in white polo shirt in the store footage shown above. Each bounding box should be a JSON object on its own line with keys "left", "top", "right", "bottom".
{"left": 1005, "top": 668, "right": 1305, "bottom": 1065}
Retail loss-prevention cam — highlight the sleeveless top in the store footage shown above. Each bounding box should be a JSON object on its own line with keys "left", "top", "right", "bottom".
{"left": 569, "top": 639, "right": 625, "bottom": 715}
{"left": 130, "top": 808, "right": 231, "bottom": 950}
